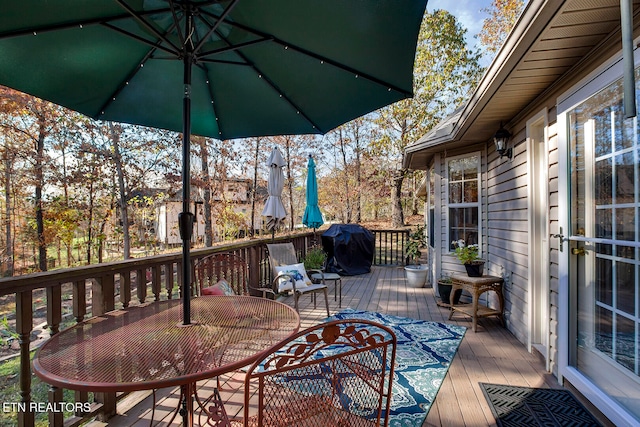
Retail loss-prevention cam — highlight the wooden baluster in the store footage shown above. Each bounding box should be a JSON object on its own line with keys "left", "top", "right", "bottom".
{"left": 73, "top": 279, "right": 86, "bottom": 323}
{"left": 164, "top": 263, "right": 174, "bottom": 299}
{"left": 16, "top": 291, "right": 34, "bottom": 427}
{"left": 46, "top": 284, "right": 62, "bottom": 335}
{"left": 152, "top": 265, "right": 161, "bottom": 301}
{"left": 120, "top": 271, "right": 131, "bottom": 308}
{"left": 137, "top": 268, "right": 147, "bottom": 304}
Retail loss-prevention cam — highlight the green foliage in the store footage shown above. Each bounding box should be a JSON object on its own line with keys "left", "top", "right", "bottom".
{"left": 0, "top": 351, "right": 83, "bottom": 426}
{"left": 371, "top": 9, "right": 484, "bottom": 227}
{"left": 405, "top": 225, "right": 427, "bottom": 265}
{"left": 303, "top": 245, "right": 327, "bottom": 270}
{"left": 437, "top": 275, "right": 452, "bottom": 284}
{"left": 479, "top": 0, "right": 525, "bottom": 55}
{"left": 372, "top": 9, "right": 484, "bottom": 158}
{"left": 452, "top": 240, "right": 480, "bottom": 264}
{"left": 0, "top": 316, "right": 18, "bottom": 346}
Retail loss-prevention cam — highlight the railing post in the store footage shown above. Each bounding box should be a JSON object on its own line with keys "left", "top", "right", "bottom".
{"left": 92, "top": 275, "right": 115, "bottom": 316}
{"left": 16, "top": 290, "right": 34, "bottom": 427}
{"left": 247, "top": 245, "right": 261, "bottom": 295}
{"left": 72, "top": 279, "right": 90, "bottom": 410}
{"left": 91, "top": 276, "right": 117, "bottom": 420}
{"left": 48, "top": 385, "right": 64, "bottom": 426}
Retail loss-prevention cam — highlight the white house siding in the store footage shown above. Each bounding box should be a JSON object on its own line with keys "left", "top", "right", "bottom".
{"left": 490, "top": 107, "right": 560, "bottom": 376}
{"left": 486, "top": 129, "right": 530, "bottom": 346}
{"left": 429, "top": 108, "right": 561, "bottom": 375}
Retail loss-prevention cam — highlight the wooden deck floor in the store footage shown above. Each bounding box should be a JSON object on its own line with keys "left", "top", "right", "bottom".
{"left": 90, "top": 265, "right": 560, "bottom": 427}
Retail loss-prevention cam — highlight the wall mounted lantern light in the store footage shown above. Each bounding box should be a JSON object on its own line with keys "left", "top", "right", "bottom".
{"left": 493, "top": 124, "right": 512, "bottom": 160}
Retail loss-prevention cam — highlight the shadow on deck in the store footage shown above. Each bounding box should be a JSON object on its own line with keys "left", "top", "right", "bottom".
{"left": 90, "top": 266, "right": 558, "bottom": 427}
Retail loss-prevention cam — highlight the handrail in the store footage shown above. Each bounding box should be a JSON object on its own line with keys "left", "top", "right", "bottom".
{"left": 2, "top": 228, "right": 407, "bottom": 426}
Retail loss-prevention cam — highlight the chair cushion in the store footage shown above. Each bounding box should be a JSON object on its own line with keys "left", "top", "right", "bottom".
{"left": 202, "top": 279, "right": 236, "bottom": 296}
{"left": 274, "top": 263, "right": 311, "bottom": 292}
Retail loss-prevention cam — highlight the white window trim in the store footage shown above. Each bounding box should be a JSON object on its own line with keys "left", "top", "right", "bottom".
{"left": 445, "top": 151, "right": 482, "bottom": 255}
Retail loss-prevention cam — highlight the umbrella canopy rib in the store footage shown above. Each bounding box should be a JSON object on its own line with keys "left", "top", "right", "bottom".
{"left": 115, "top": 0, "right": 181, "bottom": 54}
{"left": 193, "top": 0, "right": 241, "bottom": 53}
{"left": 199, "top": 10, "right": 413, "bottom": 97}
{"left": 212, "top": 29, "right": 325, "bottom": 134}
{"left": 95, "top": 22, "right": 182, "bottom": 117}
{"left": 197, "top": 37, "right": 272, "bottom": 59}
{"left": 101, "top": 22, "right": 179, "bottom": 57}
{"left": 0, "top": 10, "right": 168, "bottom": 40}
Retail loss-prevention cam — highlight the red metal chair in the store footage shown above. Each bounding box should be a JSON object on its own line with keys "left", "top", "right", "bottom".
{"left": 241, "top": 319, "right": 397, "bottom": 426}
{"left": 193, "top": 252, "right": 250, "bottom": 296}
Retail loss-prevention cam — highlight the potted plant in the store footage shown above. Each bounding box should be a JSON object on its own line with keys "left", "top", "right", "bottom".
{"left": 436, "top": 275, "right": 462, "bottom": 306}
{"left": 452, "top": 239, "right": 485, "bottom": 277}
{"left": 303, "top": 245, "right": 327, "bottom": 271}
{"left": 404, "top": 226, "right": 428, "bottom": 287}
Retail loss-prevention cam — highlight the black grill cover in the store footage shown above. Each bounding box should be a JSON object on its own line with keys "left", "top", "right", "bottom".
{"left": 321, "top": 224, "right": 374, "bottom": 276}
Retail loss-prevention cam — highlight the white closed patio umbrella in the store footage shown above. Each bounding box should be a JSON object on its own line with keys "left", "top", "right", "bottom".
{"left": 262, "top": 147, "right": 287, "bottom": 240}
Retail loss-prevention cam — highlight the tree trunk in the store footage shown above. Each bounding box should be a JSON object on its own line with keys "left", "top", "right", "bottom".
{"left": 61, "top": 144, "right": 72, "bottom": 265}
{"left": 86, "top": 179, "right": 94, "bottom": 264}
{"left": 354, "top": 146, "right": 362, "bottom": 223}
{"left": 35, "top": 119, "right": 47, "bottom": 271}
{"left": 199, "top": 139, "right": 213, "bottom": 247}
{"left": 250, "top": 138, "right": 260, "bottom": 237}
{"left": 110, "top": 124, "right": 131, "bottom": 259}
{"left": 4, "top": 153, "right": 13, "bottom": 276}
{"left": 391, "top": 169, "right": 405, "bottom": 228}
{"left": 338, "top": 128, "right": 351, "bottom": 223}
{"left": 411, "top": 172, "right": 420, "bottom": 215}
{"left": 284, "top": 138, "right": 295, "bottom": 231}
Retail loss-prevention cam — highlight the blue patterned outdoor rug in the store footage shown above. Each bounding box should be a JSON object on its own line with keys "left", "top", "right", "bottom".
{"left": 328, "top": 309, "right": 466, "bottom": 427}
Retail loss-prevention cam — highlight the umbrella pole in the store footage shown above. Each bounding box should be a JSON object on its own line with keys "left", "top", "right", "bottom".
{"left": 179, "top": 12, "right": 195, "bottom": 327}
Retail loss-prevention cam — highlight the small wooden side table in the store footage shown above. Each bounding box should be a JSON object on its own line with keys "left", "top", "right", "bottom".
{"left": 448, "top": 274, "right": 504, "bottom": 332}
{"left": 310, "top": 272, "right": 342, "bottom": 307}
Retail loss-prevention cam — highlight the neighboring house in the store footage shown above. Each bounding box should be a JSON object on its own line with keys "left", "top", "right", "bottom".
{"left": 156, "top": 195, "right": 206, "bottom": 246}
{"left": 156, "top": 179, "right": 265, "bottom": 245}
{"left": 404, "top": 1, "right": 640, "bottom": 425}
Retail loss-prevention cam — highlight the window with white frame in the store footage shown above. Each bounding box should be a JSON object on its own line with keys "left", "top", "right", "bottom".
{"left": 447, "top": 154, "right": 480, "bottom": 249}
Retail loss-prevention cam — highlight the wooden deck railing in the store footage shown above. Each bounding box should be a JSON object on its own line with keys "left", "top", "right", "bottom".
{"left": 0, "top": 228, "right": 408, "bottom": 426}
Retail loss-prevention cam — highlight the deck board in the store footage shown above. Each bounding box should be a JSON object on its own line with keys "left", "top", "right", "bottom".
{"left": 91, "top": 265, "right": 559, "bottom": 427}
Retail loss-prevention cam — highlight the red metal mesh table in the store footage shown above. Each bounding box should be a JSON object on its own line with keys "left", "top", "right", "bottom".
{"left": 33, "top": 296, "right": 300, "bottom": 424}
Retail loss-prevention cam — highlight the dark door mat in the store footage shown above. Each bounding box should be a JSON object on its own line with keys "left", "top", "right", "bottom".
{"left": 480, "top": 383, "right": 603, "bottom": 427}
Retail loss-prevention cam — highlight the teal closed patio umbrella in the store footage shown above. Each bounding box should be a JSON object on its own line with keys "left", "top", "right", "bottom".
{"left": 0, "top": 0, "right": 428, "bottom": 326}
{"left": 302, "top": 155, "right": 324, "bottom": 232}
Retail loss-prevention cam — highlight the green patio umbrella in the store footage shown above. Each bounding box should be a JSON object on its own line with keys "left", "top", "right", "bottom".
{"left": 302, "top": 155, "right": 324, "bottom": 232}
{"left": 0, "top": 0, "right": 428, "bottom": 325}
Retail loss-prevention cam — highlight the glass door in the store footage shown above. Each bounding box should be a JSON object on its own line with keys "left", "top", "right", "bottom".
{"left": 567, "top": 72, "right": 640, "bottom": 420}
